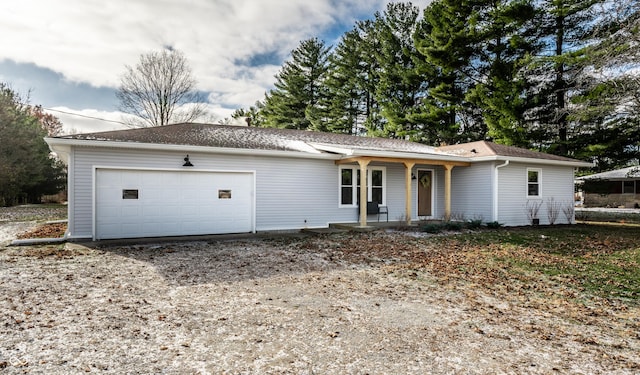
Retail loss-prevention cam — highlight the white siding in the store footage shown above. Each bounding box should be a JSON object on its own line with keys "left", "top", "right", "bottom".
{"left": 497, "top": 162, "right": 575, "bottom": 226}
{"left": 70, "top": 149, "right": 93, "bottom": 238}
{"left": 383, "top": 163, "right": 406, "bottom": 222}
{"left": 66, "top": 146, "right": 578, "bottom": 237}
{"left": 69, "top": 148, "right": 422, "bottom": 238}
{"left": 450, "top": 163, "right": 494, "bottom": 222}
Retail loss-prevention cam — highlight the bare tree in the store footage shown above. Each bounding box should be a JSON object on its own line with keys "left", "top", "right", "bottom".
{"left": 116, "top": 49, "right": 206, "bottom": 127}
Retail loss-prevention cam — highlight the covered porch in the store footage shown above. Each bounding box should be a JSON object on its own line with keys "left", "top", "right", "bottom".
{"left": 335, "top": 156, "right": 470, "bottom": 228}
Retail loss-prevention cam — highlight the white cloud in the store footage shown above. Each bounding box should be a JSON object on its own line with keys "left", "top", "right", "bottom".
{"left": 47, "top": 107, "right": 130, "bottom": 134}
{"left": 3, "top": 1, "right": 434, "bottom": 113}
{"left": 3, "top": 2, "right": 373, "bottom": 85}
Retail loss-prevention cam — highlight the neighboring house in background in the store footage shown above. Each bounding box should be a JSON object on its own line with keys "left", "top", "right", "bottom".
{"left": 45, "top": 123, "right": 591, "bottom": 240}
{"left": 576, "top": 166, "right": 640, "bottom": 208}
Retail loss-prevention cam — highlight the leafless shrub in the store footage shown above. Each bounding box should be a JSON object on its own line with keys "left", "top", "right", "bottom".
{"left": 562, "top": 201, "right": 575, "bottom": 224}
{"left": 525, "top": 200, "right": 543, "bottom": 225}
{"left": 546, "top": 197, "right": 562, "bottom": 225}
{"left": 450, "top": 212, "right": 466, "bottom": 222}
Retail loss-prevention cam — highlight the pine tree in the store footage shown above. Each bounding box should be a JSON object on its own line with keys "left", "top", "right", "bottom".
{"left": 524, "top": 0, "right": 602, "bottom": 155}
{"left": 414, "top": 0, "right": 477, "bottom": 145}
{"left": 370, "top": 2, "right": 427, "bottom": 141}
{"left": 261, "top": 38, "right": 331, "bottom": 130}
{"left": 567, "top": 0, "right": 640, "bottom": 167}
{"left": 323, "top": 29, "right": 367, "bottom": 134}
{"left": 354, "top": 20, "right": 385, "bottom": 135}
{"left": 465, "top": 0, "right": 538, "bottom": 147}
{"left": 231, "top": 101, "right": 266, "bottom": 127}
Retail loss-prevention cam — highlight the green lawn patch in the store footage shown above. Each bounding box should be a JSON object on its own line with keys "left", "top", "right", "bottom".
{"left": 427, "top": 224, "right": 640, "bottom": 305}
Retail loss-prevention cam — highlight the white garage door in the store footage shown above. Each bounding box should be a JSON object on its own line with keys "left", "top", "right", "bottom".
{"left": 96, "top": 169, "right": 254, "bottom": 239}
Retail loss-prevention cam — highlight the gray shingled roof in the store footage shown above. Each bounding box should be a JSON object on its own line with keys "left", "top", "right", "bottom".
{"left": 55, "top": 123, "right": 590, "bottom": 165}
{"left": 57, "top": 122, "right": 445, "bottom": 155}
{"left": 437, "top": 140, "right": 583, "bottom": 163}
{"left": 576, "top": 166, "right": 640, "bottom": 180}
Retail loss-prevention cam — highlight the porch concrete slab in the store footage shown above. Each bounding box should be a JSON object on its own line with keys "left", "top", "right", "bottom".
{"left": 301, "top": 227, "right": 348, "bottom": 234}
{"left": 329, "top": 221, "right": 416, "bottom": 232}
{"left": 329, "top": 221, "right": 418, "bottom": 231}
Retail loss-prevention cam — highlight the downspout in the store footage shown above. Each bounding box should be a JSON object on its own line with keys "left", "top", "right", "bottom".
{"left": 10, "top": 220, "right": 70, "bottom": 246}
{"left": 493, "top": 160, "right": 510, "bottom": 222}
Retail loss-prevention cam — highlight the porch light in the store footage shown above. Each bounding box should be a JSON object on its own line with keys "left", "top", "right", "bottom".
{"left": 183, "top": 155, "right": 194, "bottom": 167}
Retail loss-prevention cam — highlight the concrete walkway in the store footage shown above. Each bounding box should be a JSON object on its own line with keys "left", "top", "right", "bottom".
{"left": 576, "top": 207, "right": 640, "bottom": 214}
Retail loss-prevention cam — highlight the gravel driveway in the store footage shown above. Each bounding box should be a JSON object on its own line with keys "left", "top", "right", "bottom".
{"left": 1, "top": 227, "right": 638, "bottom": 374}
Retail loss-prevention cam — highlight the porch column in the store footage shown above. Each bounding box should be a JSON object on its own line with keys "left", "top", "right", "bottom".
{"left": 358, "top": 159, "right": 370, "bottom": 227}
{"left": 444, "top": 164, "right": 454, "bottom": 220}
{"left": 403, "top": 162, "right": 415, "bottom": 225}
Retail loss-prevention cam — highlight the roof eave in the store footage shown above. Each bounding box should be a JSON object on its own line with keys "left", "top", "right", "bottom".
{"left": 577, "top": 175, "right": 638, "bottom": 181}
{"left": 307, "top": 143, "right": 354, "bottom": 155}
{"left": 469, "top": 155, "right": 593, "bottom": 167}
{"left": 45, "top": 137, "right": 470, "bottom": 163}
{"left": 45, "top": 138, "right": 71, "bottom": 163}
{"left": 44, "top": 138, "right": 342, "bottom": 161}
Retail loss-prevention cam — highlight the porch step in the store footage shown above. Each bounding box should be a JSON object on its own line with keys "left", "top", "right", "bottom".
{"left": 301, "top": 227, "right": 348, "bottom": 235}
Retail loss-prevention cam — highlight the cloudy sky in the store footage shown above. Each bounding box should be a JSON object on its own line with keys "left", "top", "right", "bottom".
{"left": 1, "top": 0, "right": 431, "bottom": 134}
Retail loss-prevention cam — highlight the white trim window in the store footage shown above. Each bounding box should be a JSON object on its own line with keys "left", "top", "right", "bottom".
{"left": 340, "top": 167, "right": 357, "bottom": 205}
{"left": 339, "top": 166, "right": 386, "bottom": 207}
{"left": 527, "top": 168, "right": 541, "bottom": 198}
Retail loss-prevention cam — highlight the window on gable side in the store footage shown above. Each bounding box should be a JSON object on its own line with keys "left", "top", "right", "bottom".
{"left": 527, "top": 169, "right": 541, "bottom": 197}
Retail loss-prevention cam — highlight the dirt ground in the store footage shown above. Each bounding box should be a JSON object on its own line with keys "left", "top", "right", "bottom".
{"left": 1, "top": 224, "right": 638, "bottom": 374}
{"left": 0, "top": 205, "right": 67, "bottom": 244}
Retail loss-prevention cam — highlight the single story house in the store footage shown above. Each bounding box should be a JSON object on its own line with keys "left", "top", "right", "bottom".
{"left": 45, "top": 123, "right": 591, "bottom": 240}
{"left": 576, "top": 166, "right": 640, "bottom": 208}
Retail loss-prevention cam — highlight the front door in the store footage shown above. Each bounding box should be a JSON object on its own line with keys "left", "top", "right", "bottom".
{"left": 417, "top": 170, "right": 433, "bottom": 217}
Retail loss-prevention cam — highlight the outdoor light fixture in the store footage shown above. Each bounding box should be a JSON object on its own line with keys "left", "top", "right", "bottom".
{"left": 183, "top": 155, "right": 194, "bottom": 167}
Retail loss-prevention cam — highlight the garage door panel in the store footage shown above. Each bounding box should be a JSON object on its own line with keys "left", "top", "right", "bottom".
{"left": 99, "top": 223, "right": 120, "bottom": 235}
{"left": 141, "top": 205, "right": 162, "bottom": 218}
{"left": 122, "top": 226, "right": 143, "bottom": 237}
{"left": 160, "top": 175, "right": 180, "bottom": 187}
{"left": 96, "top": 169, "right": 253, "bottom": 239}
{"left": 97, "top": 187, "right": 120, "bottom": 201}
{"left": 120, "top": 172, "right": 141, "bottom": 185}
{"left": 121, "top": 205, "right": 141, "bottom": 217}
{"left": 160, "top": 203, "right": 182, "bottom": 214}
{"left": 144, "top": 188, "right": 164, "bottom": 201}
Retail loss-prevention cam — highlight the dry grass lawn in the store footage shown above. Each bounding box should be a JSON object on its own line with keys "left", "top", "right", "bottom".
{"left": 1, "top": 224, "right": 639, "bottom": 374}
